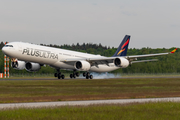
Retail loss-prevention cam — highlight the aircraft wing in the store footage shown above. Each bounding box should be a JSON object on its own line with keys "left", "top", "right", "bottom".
{"left": 125, "top": 48, "right": 177, "bottom": 62}
{"left": 62, "top": 48, "right": 177, "bottom": 65}
{"left": 131, "top": 59, "right": 158, "bottom": 63}
{"left": 126, "top": 53, "right": 169, "bottom": 59}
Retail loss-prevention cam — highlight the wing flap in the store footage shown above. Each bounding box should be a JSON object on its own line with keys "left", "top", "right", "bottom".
{"left": 126, "top": 53, "right": 169, "bottom": 59}
{"left": 131, "top": 59, "right": 158, "bottom": 63}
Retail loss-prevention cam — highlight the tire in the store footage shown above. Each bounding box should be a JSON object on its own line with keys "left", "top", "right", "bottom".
{"left": 54, "top": 73, "right": 57, "bottom": 77}
{"left": 83, "top": 72, "right": 86, "bottom": 77}
{"left": 70, "top": 74, "right": 73, "bottom": 79}
{"left": 61, "top": 75, "right": 65, "bottom": 79}
{"left": 58, "top": 73, "right": 61, "bottom": 76}
{"left": 86, "top": 75, "right": 89, "bottom": 79}
{"left": 89, "top": 75, "right": 93, "bottom": 79}
{"left": 73, "top": 74, "right": 76, "bottom": 78}
{"left": 86, "top": 72, "right": 90, "bottom": 76}
{"left": 76, "top": 72, "right": 79, "bottom": 77}
{"left": 58, "top": 73, "right": 61, "bottom": 79}
{"left": 58, "top": 75, "right": 61, "bottom": 79}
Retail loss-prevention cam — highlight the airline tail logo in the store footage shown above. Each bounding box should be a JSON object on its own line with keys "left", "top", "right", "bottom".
{"left": 117, "top": 39, "right": 129, "bottom": 55}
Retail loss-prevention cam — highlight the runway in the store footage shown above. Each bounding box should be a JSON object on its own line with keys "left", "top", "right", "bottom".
{"left": 1, "top": 97, "right": 180, "bottom": 109}
{"left": 1, "top": 76, "right": 180, "bottom": 80}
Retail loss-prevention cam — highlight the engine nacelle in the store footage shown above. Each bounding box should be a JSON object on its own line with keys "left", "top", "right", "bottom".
{"left": 74, "top": 61, "right": 91, "bottom": 71}
{"left": 11, "top": 60, "right": 25, "bottom": 70}
{"left": 25, "top": 62, "right": 41, "bottom": 72}
{"left": 114, "top": 57, "right": 129, "bottom": 68}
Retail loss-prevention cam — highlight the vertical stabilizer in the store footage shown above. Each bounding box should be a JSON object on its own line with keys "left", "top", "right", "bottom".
{"left": 112, "top": 35, "right": 130, "bottom": 57}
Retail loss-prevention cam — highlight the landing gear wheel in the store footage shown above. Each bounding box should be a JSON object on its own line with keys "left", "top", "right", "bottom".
{"left": 61, "top": 75, "right": 65, "bottom": 79}
{"left": 89, "top": 75, "right": 93, "bottom": 79}
{"left": 83, "top": 72, "right": 86, "bottom": 77}
{"left": 55, "top": 69, "right": 65, "bottom": 79}
{"left": 76, "top": 72, "right": 79, "bottom": 77}
{"left": 85, "top": 72, "right": 93, "bottom": 79}
{"left": 73, "top": 74, "right": 76, "bottom": 78}
{"left": 87, "top": 72, "right": 90, "bottom": 77}
{"left": 70, "top": 74, "right": 73, "bottom": 79}
{"left": 70, "top": 71, "right": 79, "bottom": 79}
{"left": 70, "top": 74, "right": 76, "bottom": 78}
{"left": 54, "top": 73, "right": 57, "bottom": 77}
{"left": 58, "top": 73, "right": 61, "bottom": 79}
{"left": 86, "top": 75, "right": 89, "bottom": 79}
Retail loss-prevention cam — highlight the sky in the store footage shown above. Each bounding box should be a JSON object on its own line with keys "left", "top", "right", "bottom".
{"left": 0, "top": 0, "right": 180, "bottom": 48}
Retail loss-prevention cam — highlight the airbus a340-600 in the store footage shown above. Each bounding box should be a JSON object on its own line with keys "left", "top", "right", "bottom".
{"left": 2, "top": 35, "right": 177, "bottom": 79}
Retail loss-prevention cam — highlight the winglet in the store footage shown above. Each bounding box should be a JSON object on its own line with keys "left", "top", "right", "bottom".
{"left": 170, "top": 48, "right": 177, "bottom": 53}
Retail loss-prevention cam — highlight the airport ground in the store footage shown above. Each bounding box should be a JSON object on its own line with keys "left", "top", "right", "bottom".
{"left": 1, "top": 75, "right": 180, "bottom": 103}
{"left": 1, "top": 75, "right": 180, "bottom": 119}
{"left": 0, "top": 102, "right": 180, "bottom": 120}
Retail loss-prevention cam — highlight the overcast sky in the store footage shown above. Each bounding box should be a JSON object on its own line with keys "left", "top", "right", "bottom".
{"left": 0, "top": 0, "right": 180, "bottom": 48}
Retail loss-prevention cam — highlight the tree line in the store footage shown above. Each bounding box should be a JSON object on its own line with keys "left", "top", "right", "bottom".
{"left": 0, "top": 42, "right": 179, "bottom": 74}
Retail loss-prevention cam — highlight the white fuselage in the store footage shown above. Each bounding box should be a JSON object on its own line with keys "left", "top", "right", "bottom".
{"left": 2, "top": 42, "right": 120, "bottom": 72}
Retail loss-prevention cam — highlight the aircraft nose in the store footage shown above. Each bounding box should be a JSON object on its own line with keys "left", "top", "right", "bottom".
{"left": 2, "top": 46, "right": 10, "bottom": 55}
{"left": 2, "top": 46, "right": 7, "bottom": 54}
{"left": 2, "top": 44, "right": 16, "bottom": 57}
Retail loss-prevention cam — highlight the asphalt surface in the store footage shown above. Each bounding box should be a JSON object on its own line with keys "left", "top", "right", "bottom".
{"left": 1, "top": 76, "right": 180, "bottom": 80}
{"left": 1, "top": 97, "right": 180, "bottom": 109}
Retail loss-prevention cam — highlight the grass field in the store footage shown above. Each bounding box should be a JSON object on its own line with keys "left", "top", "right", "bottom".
{"left": 0, "top": 77, "right": 180, "bottom": 103}
{"left": 0, "top": 102, "right": 180, "bottom": 120}
{"left": 1, "top": 77, "right": 180, "bottom": 119}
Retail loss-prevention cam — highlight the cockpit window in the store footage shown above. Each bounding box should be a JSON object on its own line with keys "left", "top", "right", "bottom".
{"left": 4, "top": 45, "right": 13, "bottom": 47}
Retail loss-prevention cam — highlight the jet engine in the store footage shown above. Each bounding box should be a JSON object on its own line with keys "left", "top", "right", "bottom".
{"left": 11, "top": 60, "right": 25, "bottom": 70}
{"left": 113, "top": 57, "right": 129, "bottom": 68}
{"left": 25, "top": 62, "right": 41, "bottom": 72}
{"left": 74, "top": 61, "right": 91, "bottom": 71}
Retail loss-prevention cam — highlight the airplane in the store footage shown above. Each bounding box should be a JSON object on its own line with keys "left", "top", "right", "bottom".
{"left": 2, "top": 35, "right": 177, "bottom": 79}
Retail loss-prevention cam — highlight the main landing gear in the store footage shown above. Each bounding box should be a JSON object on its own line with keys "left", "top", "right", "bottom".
{"left": 83, "top": 72, "right": 93, "bottom": 79}
{"left": 70, "top": 70, "right": 79, "bottom": 79}
{"left": 69, "top": 71, "right": 93, "bottom": 79}
{"left": 54, "top": 69, "right": 65, "bottom": 79}
{"left": 54, "top": 69, "right": 93, "bottom": 79}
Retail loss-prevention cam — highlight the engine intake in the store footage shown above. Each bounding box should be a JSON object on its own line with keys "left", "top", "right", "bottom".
{"left": 11, "top": 60, "right": 25, "bottom": 70}
{"left": 114, "top": 57, "right": 129, "bottom": 68}
{"left": 25, "top": 62, "right": 41, "bottom": 72}
{"left": 74, "top": 61, "right": 91, "bottom": 71}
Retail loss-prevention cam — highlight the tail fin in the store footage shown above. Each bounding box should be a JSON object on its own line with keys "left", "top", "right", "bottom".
{"left": 112, "top": 35, "right": 130, "bottom": 57}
